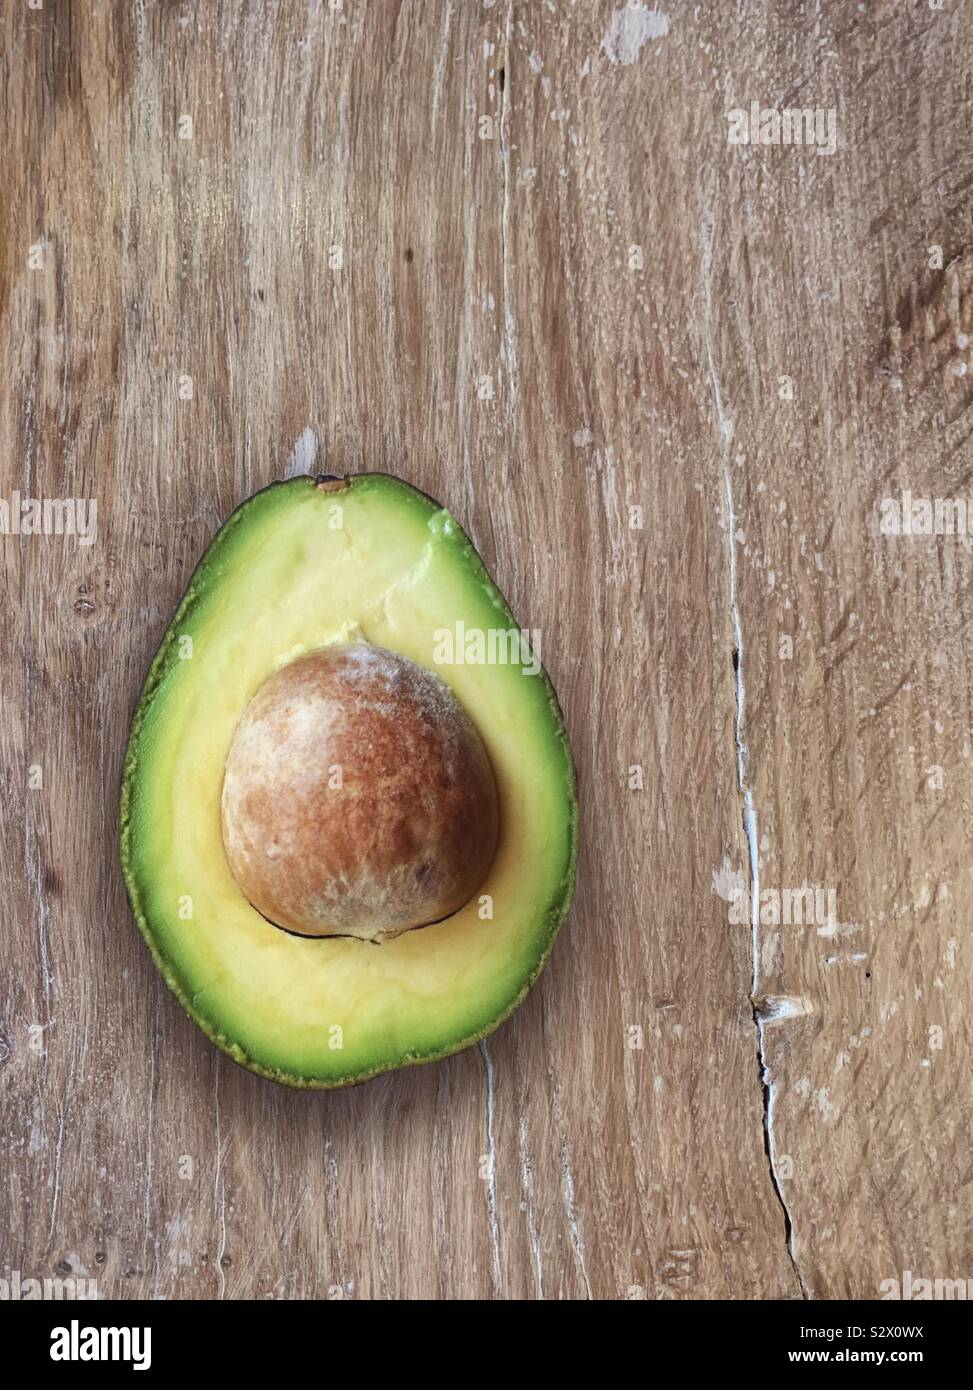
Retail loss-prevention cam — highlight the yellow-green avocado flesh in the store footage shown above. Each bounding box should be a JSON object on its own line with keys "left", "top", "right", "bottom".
{"left": 120, "top": 474, "right": 578, "bottom": 1088}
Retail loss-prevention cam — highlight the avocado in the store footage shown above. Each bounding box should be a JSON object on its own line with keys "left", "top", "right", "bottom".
{"left": 120, "top": 474, "right": 577, "bottom": 1087}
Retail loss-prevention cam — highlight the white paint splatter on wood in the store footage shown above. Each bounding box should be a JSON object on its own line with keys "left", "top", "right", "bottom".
{"left": 602, "top": 6, "right": 670, "bottom": 66}
{"left": 284, "top": 427, "right": 319, "bottom": 478}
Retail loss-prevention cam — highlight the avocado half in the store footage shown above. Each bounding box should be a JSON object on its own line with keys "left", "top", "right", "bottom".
{"left": 120, "top": 474, "right": 578, "bottom": 1088}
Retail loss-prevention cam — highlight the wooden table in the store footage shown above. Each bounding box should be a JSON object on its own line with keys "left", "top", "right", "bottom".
{"left": 3, "top": 1, "right": 970, "bottom": 1300}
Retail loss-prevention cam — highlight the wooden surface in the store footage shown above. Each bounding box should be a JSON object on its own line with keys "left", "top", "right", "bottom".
{"left": 2, "top": 0, "right": 971, "bottom": 1300}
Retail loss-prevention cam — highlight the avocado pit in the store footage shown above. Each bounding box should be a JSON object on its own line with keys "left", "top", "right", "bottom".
{"left": 220, "top": 642, "right": 499, "bottom": 942}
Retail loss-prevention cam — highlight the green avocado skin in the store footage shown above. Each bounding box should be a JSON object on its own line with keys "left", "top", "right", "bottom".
{"left": 119, "top": 473, "right": 579, "bottom": 1089}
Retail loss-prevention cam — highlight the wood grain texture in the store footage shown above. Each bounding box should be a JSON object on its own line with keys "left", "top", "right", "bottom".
{"left": 1, "top": 0, "right": 969, "bottom": 1300}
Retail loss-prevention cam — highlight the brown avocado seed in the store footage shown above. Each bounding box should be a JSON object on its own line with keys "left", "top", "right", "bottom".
{"left": 220, "top": 643, "right": 500, "bottom": 941}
